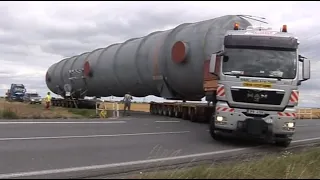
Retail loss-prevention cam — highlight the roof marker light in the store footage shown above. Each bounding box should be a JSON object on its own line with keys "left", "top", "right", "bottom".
{"left": 282, "top": 25, "right": 287, "bottom": 32}
{"left": 234, "top": 23, "right": 239, "bottom": 30}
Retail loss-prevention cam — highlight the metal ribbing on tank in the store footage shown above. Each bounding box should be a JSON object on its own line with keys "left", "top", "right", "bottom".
{"left": 61, "top": 56, "right": 78, "bottom": 89}
{"left": 69, "top": 52, "right": 90, "bottom": 95}
{"left": 46, "top": 15, "right": 252, "bottom": 99}
{"left": 83, "top": 48, "right": 105, "bottom": 96}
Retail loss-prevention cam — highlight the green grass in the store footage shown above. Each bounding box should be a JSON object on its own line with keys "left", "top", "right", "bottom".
{"left": 136, "top": 148, "right": 320, "bottom": 179}
{"left": 67, "top": 108, "right": 98, "bottom": 118}
{"left": 0, "top": 108, "right": 19, "bottom": 119}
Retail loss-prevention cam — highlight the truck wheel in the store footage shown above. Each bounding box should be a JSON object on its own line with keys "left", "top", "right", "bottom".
{"left": 275, "top": 139, "right": 291, "bottom": 147}
{"left": 209, "top": 119, "right": 223, "bottom": 141}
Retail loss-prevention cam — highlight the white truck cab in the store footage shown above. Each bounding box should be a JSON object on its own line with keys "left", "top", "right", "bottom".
{"left": 209, "top": 23, "right": 311, "bottom": 147}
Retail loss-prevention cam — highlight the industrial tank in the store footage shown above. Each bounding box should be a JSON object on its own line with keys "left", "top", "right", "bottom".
{"left": 46, "top": 15, "right": 252, "bottom": 100}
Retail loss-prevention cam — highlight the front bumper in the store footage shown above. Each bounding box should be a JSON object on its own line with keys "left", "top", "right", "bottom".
{"left": 214, "top": 103, "right": 296, "bottom": 136}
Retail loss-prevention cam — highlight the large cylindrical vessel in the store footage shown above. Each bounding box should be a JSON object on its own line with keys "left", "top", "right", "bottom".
{"left": 46, "top": 15, "right": 252, "bottom": 100}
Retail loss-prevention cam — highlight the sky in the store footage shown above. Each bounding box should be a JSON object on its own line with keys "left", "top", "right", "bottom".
{"left": 0, "top": 1, "right": 319, "bottom": 107}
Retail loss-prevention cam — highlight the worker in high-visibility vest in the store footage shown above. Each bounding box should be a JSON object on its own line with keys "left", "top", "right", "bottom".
{"left": 122, "top": 92, "right": 133, "bottom": 116}
{"left": 45, "top": 92, "right": 52, "bottom": 110}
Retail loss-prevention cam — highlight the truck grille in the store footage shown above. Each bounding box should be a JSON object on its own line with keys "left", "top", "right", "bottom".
{"left": 231, "top": 89, "right": 284, "bottom": 105}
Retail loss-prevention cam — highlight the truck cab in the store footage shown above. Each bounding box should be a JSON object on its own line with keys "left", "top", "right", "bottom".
{"left": 209, "top": 24, "right": 311, "bottom": 147}
{"left": 8, "top": 84, "right": 26, "bottom": 102}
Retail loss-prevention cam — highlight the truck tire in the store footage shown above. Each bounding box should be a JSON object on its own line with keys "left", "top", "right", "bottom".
{"left": 209, "top": 119, "right": 223, "bottom": 141}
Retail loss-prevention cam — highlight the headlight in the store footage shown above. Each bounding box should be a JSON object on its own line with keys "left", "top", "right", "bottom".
{"left": 284, "top": 122, "right": 295, "bottom": 128}
{"left": 31, "top": 99, "right": 34, "bottom": 101}
{"left": 216, "top": 116, "right": 224, "bottom": 121}
{"left": 287, "top": 122, "right": 294, "bottom": 128}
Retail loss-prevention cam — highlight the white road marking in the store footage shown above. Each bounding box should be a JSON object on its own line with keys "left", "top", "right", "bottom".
{"left": 0, "top": 131, "right": 190, "bottom": 141}
{"left": 0, "top": 147, "right": 251, "bottom": 179}
{"left": 292, "top": 136, "right": 320, "bottom": 143}
{"left": 0, "top": 121, "right": 126, "bottom": 124}
{"left": 0, "top": 136, "right": 319, "bottom": 178}
{"left": 296, "top": 124, "right": 308, "bottom": 127}
{"left": 155, "top": 121, "right": 180, "bottom": 123}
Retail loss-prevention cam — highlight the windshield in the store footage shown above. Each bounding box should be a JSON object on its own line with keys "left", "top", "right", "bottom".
{"left": 30, "top": 94, "right": 39, "bottom": 97}
{"left": 14, "top": 87, "right": 25, "bottom": 92}
{"left": 222, "top": 48, "right": 297, "bottom": 79}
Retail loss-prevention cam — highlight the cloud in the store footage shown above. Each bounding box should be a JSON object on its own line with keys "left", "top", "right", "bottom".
{"left": 0, "top": 1, "right": 319, "bottom": 107}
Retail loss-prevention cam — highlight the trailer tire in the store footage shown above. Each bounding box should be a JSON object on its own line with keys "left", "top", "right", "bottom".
{"left": 158, "top": 107, "right": 163, "bottom": 115}
{"left": 174, "top": 110, "right": 181, "bottom": 118}
{"left": 190, "top": 108, "right": 197, "bottom": 122}
{"left": 182, "top": 108, "right": 189, "bottom": 120}
{"left": 163, "top": 107, "right": 168, "bottom": 116}
{"left": 168, "top": 107, "right": 174, "bottom": 117}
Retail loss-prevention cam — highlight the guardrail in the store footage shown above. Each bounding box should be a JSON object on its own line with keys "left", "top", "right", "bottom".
{"left": 297, "top": 108, "right": 314, "bottom": 119}
{"left": 95, "top": 101, "right": 120, "bottom": 119}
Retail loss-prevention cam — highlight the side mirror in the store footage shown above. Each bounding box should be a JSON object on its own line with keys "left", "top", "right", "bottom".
{"left": 209, "top": 53, "right": 217, "bottom": 74}
{"left": 302, "top": 59, "right": 310, "bottom": 80}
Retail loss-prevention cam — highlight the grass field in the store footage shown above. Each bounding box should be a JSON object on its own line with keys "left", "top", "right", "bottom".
{"left": 134, "top": 148, "right": 320, "bottom": 179}
{"left": 0, "top": 98, "right": 96, "bottom": 119}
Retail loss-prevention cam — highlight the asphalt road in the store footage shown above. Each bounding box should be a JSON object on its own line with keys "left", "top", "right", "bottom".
{"left": 0, "top": 115, "right": 320, "bottom": 179}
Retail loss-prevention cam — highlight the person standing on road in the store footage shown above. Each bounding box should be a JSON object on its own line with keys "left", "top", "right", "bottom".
{"left": 122, "top": 92, "right": 133, "bottom": 116}
{"left": 45, "top": 92, "right": 52, "bottom": 110}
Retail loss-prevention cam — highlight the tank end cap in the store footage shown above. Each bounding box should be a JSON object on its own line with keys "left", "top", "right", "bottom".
{"left": 84, "top": 61, "right": 93, "bottom": 77}
{"left": 46, "top": 72, "right": 51, "bottom": 82}
{"left": 171, "top": 41, "right": 188, "bottom": 63}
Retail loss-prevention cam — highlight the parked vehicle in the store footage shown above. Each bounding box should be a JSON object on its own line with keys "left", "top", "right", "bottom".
{"left": 23, "top": 93, "right": 42, "bottom": 104}
{"left": 6, "top": 84, "right": 26, "bottom": 102}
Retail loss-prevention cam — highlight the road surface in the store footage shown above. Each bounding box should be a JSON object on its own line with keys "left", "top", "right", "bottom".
{"left": 0, "top": 114, "right": 320, "bottom": 178}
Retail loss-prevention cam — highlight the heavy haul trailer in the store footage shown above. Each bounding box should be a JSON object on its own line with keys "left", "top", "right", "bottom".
{"left": 50, "top": 97, "right": 97, "bottom": 109}
{"left": 149, "top": 102, "right": 215, "bottom": 122}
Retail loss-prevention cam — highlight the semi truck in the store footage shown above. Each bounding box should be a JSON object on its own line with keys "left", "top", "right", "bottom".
{"left": 45, "top": 15, "right": 310, "bottom": 147}
{"left": 5, "top": 84, "right": 26, "bottom": 102}
{"left": 207, "top": 24, "right": 310, "bottom": 147}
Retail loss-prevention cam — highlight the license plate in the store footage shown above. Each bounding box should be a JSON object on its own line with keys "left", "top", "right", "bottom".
{"left": 247, "top": 109, "right": 264, "bottom": 115}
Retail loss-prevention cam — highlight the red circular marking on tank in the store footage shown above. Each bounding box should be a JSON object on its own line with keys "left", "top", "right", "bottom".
{"left": 83, "top": 61, "right": 91, "bottom": 77}
{"left": 171, "top": 41, "right": 186, "bottom": 63}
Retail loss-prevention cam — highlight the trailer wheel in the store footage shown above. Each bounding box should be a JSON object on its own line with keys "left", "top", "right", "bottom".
{"left": 182, "top": 108, "right": 189, "bottom": 120}
{"left": 174, "top": 110, "right": 181, "bottom": 118}
{"left": 163, "top": 107, "right": 168, "bottom": 116}
{"left": 168, "top": 107, "right": 174, "bottom": 117}
{"left": 158, "top": 107, "right": 163, "bottom": 115}
{"left": 189, "top": 108, "right": 197, "bottom": 122}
